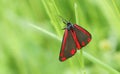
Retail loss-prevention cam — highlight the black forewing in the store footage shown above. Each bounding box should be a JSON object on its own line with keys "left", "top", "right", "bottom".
{"left": 59, "top": 29, "right": 77, "bottom": 61}
{"left": 73, "top": 24, "right": 92, "bottom": 48}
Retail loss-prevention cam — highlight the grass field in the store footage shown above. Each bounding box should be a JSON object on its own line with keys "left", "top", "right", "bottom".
{"left": 0, "top": 0, "right": 120, "bottom": 74}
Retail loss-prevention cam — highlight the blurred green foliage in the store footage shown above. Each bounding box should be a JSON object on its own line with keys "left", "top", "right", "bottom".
{"left": 0, "top": 0, "right": 120, "bottom": 74}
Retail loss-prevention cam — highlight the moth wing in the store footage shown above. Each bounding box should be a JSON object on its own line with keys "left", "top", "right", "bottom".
{"left": 73, "top": 24, "right": 92, "bottom": 48}
{"left": 59, "top": 29, "right": 77, "bottom": 62}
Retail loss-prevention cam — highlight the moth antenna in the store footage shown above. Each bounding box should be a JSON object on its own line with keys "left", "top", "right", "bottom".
{"left": 58, "top": 15, "right": 68, "bottom": 24}
{"left": 62, "top": 28, "right": 66, "bottom": 30}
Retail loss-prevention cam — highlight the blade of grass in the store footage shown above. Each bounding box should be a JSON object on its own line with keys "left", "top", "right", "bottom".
{"left": 74, "top": 3, "right": 86, "bottom": 74}
{"left": 28, "top": 23, "right": 61, "bottom": 41}
{"left": 97, "top": 0, "right": 120, "bottom": 38}
{"left": 41, "top": 0, "right": 62, "bottom": 37}
{"left": 111, "top": 0, "right": 120, "bottom": 18}
{"left": 83, "top": 51, "right": 120, "bottom": 74}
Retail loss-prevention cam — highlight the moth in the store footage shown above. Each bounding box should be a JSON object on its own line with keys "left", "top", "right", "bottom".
{"left": 59, "top": 19, "right": 92, "bottom": 62}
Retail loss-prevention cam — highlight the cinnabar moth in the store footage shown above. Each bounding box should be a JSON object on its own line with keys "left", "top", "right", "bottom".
{"left": 59, "top": 18, "right": 92, "bottom": 62}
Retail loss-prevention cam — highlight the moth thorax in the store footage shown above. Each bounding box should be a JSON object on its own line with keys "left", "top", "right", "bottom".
{"left": 67, "top": 23, "right": 73, "bottom": 30}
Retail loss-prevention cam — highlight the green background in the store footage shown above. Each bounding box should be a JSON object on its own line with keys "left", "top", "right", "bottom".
{"left": 0, "top": 0, "right": 120, "bottom": 74}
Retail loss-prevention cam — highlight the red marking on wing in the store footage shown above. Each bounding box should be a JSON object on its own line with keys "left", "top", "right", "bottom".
{"left": 70, "top": 30, "right": 81, "bottom": 49}
{"left": 61, "top": 30, "right": 68, "bottom": 53}
{"left": 70, "top": 49, "right": 76, "bottom": 55}
{"left": 87, "top": 38, "right": 91, "bottom": 42}
{"left": 61, "top": 57, "right": 66, "bottom": 61}
{"left": 74, "top": 24, "right": 91, "bottom": 36}
{"left": 60, "top": 52, "right": 63, "bottom": 57}
{"left": 82, "top": 41, "right": 85, "bottom": 46}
